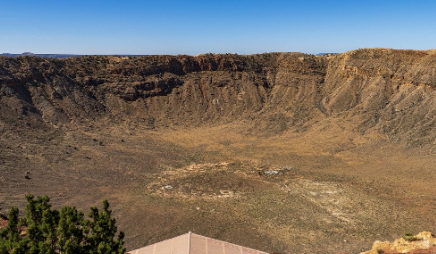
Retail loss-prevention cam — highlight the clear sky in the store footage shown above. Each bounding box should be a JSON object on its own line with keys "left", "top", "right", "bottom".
{"left": 1, "top": 0, "right": 435, "bottom": 55}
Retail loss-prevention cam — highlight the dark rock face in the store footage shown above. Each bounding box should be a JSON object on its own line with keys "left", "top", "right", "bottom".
{"left": 1, "top": 49, "right": 436, "bottom": 145}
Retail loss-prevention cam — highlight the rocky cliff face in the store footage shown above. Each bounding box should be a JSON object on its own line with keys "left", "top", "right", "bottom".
{"left": 1, "top": 49, "right": 436, "bottom": 145}
{"left": 323, "top": 49, "right": 436, "bottom": 147}
{"left": 2, "top": 49, "right": 436, "bottom": 254}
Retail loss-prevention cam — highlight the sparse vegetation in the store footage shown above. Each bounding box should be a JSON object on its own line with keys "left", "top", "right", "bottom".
{"left": 1, "top": 50, "right": 436, "bottom": 253}
{"left": 403, "top": 233, "right": 418, "bottom": 242}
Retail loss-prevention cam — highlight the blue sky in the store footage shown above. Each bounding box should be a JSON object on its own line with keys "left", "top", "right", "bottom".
{"left": 1, "top": 0, "right": 435, "bottom": 55}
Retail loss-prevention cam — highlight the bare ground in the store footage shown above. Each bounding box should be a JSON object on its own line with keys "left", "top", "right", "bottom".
{"left": 1, "top": 50, "right": 436, "bottom": 254}
{"left": 1, "top": 120, "right": 435, "bottom": 254}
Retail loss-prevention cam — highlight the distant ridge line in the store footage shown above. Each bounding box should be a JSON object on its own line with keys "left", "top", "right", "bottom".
{"left": 0, "top": 53, "right": 150, "bottom": 59}
{"left": 2, "top": 52, "right": 340, "bottom": 59}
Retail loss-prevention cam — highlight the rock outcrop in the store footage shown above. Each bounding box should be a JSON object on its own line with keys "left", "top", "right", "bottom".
{"left": 1, "top": 49, "right": 436, "bottom": 146}
{"left": 361, "top": 232, "right": 436, "bottom": 254}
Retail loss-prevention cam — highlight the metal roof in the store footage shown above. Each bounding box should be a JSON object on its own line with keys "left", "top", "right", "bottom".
{"left": 128, "top": 232, "right": 268, "bottom": 254}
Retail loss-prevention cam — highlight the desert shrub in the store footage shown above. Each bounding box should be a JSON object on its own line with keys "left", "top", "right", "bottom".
{"left": 403, "top": 233, "right": 418, "bottom": 242}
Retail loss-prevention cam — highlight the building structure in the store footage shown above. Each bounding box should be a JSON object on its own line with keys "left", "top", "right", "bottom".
{"left": 128, "top": 232, "right": 268, "bottom": 254}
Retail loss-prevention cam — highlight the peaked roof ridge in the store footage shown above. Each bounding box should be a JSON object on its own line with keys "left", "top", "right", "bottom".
{"left": 128, "top": 231, "right": 269, "bottom": 254}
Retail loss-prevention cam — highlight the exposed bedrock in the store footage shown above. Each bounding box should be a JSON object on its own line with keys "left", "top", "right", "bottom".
{"left": 1, "top": 49, "right": 436, "bottom": 146}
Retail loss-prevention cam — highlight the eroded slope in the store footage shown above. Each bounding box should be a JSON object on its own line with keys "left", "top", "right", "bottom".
{"left": 1, "top": 49, "right": 436, "bottom": 254}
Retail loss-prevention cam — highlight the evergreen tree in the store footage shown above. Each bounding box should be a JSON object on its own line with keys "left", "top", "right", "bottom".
{"left": 0, "top": 207, "right": 28, "bottom": 254}
{"left": 85, "top": 200, "right": 125, "bottom": 254}
{"left": 23, "top": 195, "right": 59, "bottom": 253}
{"left": 57, "top": 206, "right": 86, "bottom": 253}
{"left": 0, "top": 195, "right": 125, "bottom": 254}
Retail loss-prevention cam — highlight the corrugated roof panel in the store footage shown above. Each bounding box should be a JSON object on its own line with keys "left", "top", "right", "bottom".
{"left": 172, "top": 233, "right": 190, "bottom": 254}
{"left": 190, "top": 233, "right": 207, "bottom": 254}
{"left": 154, "top": 238, "right": 173, "bottom": 254}
{"left": 130, "top": 233, "right": 189, "bottom": 254}
{"left": 204, "top": 236, "right": 224, "bottom": 254}
{"left": 240, "top": 248, "right": 261, "bottom": 254}
{"left": 223, "top": 242, "right": 242, "bottom": 254}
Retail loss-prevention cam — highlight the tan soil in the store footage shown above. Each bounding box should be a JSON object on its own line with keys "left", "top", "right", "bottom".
{"left": 1, "top": 49, "right": 436, "bottom": 253}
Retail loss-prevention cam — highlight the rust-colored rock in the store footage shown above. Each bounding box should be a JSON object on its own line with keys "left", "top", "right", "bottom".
{"left": 0, "top": 215, "right": 7, "bottom": 229}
